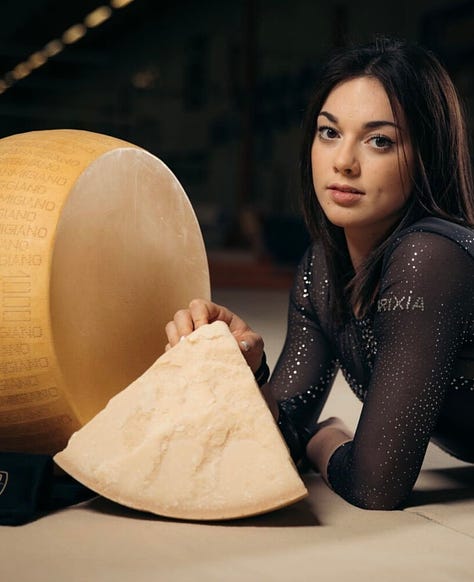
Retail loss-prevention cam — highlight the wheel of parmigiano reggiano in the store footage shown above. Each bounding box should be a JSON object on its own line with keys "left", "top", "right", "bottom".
{"left": 54, "top": 321, "right": 308, "bottom": 520}
{"left": 0, "top": 129, "right": 210, "bottom": 455}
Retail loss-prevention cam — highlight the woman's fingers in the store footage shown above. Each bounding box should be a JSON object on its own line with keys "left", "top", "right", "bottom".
{"left": 165, "top": 298, "right": 265, "bottom": 373}
{"left": 188, "top": 300, "right": 263, "bottom": 361}
{"left": 189, "top": 299, "right": 236, "bottom": 328}
{"left": 187, "top": 299, "right": 214, "bottom": 327}
{"left": 164, "top": 308, "right": 194, "bottom": 346}
{"left": 165, "top": 299, "right": 213, "bottom": 348}
{"left": 237, "top": 332, "right": 264, "bottom": 372}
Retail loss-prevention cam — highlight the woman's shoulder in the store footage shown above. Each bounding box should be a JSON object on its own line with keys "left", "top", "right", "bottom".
{"left": 397, "top": 217, "right": 474, "bottom": 254}
{"left": 383, "top": 217, "right": 474, "bottom": 269}
{"left": 378, "top": 218, "right": 474, "bottom": 310}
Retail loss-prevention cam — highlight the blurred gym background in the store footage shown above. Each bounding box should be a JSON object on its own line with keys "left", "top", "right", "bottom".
{"left": 0, "top": 0, "right": 472, "bottom": 288}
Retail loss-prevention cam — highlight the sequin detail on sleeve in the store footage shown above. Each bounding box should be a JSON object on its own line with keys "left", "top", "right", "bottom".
{"left": 269, "top": 243, "right": 338, "bottom": 453}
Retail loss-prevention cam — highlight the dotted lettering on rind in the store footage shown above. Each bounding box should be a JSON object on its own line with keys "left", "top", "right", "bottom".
{"left": 0, "top": 193, "right": 56, "bottom": 210}
{"left": 1, "top": 274, "right": 32, "bottom": 323}
{"left": 0, "top": 357, "right": 49, "bottom": 375}
{"left": 0, "top": 255, "right": 43, "bottom": 267}
{"left": 0, "top": 326, "right": 43, "bottom": 339}
{"left": 0, "top": 375, "right": 40, "bottom": 391}
{"left": 0, "top": 224, "right": 48, "bottom": 238}
{"left": 0, "top": 387, "right": 59, "bottom": 407}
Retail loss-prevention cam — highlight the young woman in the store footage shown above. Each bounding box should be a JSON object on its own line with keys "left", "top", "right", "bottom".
{"left": 165, "top": 37, "right": 474, "bottom": 510}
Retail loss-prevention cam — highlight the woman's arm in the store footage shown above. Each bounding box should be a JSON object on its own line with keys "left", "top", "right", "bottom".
{"left": 322, "top": 232, "right": 474, "bottom": 510}
{"left": 266, "top": 244, "right": 339, "bottom": 461}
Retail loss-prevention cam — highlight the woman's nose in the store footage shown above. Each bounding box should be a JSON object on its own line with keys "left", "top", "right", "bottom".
{"left": 333, "top": 143, "right": 361, "bottom": 176}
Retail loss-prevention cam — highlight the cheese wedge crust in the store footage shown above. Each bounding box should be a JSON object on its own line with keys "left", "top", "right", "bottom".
{"left": 54, "top": 321, "right": 307, "bottom": 520}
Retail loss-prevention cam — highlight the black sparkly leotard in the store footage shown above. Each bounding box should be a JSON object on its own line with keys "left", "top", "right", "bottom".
{"left": 270, "top": 217, "right": 474, "bottom": 510}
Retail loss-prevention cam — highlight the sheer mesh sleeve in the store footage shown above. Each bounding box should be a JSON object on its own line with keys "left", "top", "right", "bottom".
{"left": 269, "top": 245, "right": 338, "bottom": 459}
{"left": 327, "top": 232, "right": 474, "bottom": 509}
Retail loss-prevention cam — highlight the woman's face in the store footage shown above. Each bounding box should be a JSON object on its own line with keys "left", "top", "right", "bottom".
{"left": 311, "top": 76, "right": 414, "bottom": 242}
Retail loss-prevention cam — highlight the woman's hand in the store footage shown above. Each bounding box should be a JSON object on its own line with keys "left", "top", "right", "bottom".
{"left": 165, "top": 298, "right": 264, "bottom": 374}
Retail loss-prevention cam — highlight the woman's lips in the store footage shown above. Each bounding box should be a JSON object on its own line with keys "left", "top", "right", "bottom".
{"left": 327, "top": 184, "right": 364, "bottom": 205}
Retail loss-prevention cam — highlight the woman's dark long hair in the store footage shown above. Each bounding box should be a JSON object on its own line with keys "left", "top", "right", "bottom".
{"left": 300, "top": 36, "right": 474, "bottom": 322}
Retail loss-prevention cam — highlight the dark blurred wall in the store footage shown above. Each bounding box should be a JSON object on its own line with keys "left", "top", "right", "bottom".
{"left": 0, "top": 0, "right": 472, "bottom": 258}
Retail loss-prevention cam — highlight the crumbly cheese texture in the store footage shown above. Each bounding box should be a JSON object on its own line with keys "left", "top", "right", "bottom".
{"left": 54, "top": 321, "right": 307, "bottom": 520}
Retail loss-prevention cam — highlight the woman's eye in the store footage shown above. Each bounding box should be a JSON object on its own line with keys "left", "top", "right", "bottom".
{"left": 317, "top": 126, "right": 339, "bottom": 140}
{"left": 368, "top": 135, "right": 395, "bottom": 150}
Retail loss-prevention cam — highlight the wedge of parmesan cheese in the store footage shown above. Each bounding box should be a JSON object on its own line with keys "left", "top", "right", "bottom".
{"left": 54, "top": 321, "right": 307, "bottom": 520}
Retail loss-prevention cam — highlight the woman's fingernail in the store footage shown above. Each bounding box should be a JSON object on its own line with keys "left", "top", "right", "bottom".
{"left": 240, "top": 340, "right": 250, "bottom": 352}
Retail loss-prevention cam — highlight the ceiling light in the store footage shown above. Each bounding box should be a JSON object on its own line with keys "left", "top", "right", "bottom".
{"left": 28, "top": 52, "right": 48, "bottom": 69}
{"left": 1, "top": 1, "right": 135, "bottom": 95}
{"left": 85, "top": 6, "right": 112, "bottom": 28}
{"left": 110, "top": 0, "right": 136, "bottom": 9}
{"left": 12, "top": 63, "right": 31, "bottom": 80}
{"left": 43, "top": 40, "right": 63, "bottom": 57}
{"left": 62, "top": 24, "right": 87, "bottom": 45}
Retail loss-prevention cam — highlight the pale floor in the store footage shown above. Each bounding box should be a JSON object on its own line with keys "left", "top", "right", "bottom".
{"left": 2, "top": 289, "right": 473, "bottom": 582}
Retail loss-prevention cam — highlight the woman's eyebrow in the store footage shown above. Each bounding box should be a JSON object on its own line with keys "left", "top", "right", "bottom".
{"left": 318, "top": 110, "right": 400, "bottom": 130}
{"left": 364, "top": 120, "right": 400, "bottom": 130}
{"left": 318, "top": 111, "right": 338, "bottom": 123}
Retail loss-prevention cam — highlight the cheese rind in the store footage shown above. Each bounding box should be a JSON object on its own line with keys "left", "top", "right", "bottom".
{"left": 0, "top": 129, "right": 210, "bottom": 454}
{"left": 54, "top": 321, "right": 308, "bottom": 520}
